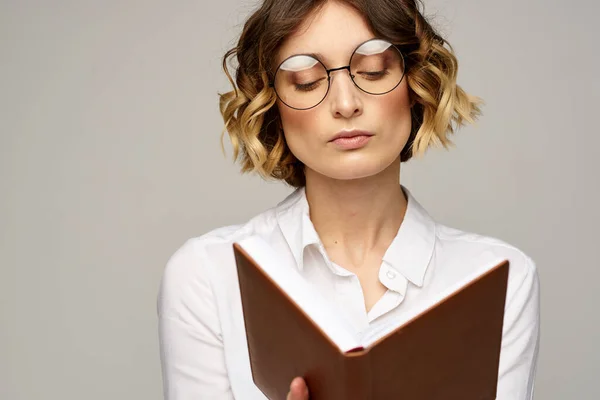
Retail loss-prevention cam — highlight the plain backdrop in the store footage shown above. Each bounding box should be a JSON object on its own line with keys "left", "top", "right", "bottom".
{"left": 1, "top": 0, "right": 598, "bottom": 399}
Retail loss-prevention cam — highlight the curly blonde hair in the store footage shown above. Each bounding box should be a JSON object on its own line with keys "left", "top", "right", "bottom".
{"left": 219, "top": 0, "right": 483, "bottom": 187}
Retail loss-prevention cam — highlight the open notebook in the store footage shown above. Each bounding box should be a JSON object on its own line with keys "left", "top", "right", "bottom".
{"left": 234, "top": 236, "right": 509, "bottom": 400}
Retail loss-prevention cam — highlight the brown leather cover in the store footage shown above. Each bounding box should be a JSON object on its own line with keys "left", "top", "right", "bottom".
{"left": 234, "top": 243, "right": 509, "bottom": 400}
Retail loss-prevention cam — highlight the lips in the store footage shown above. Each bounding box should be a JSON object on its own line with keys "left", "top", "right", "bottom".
{"left": 329, "top": 130, "right": 374, "bottom": 150}
{"left": 329, "top": 130, "right": 374, "bottom": 142}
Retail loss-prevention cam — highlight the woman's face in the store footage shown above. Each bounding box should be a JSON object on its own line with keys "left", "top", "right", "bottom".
{"left": 275, "top": 1, "right": 412, "bottom": 181}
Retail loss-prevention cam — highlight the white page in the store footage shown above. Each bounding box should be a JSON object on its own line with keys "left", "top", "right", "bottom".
{"left": 237, "top": 236, "right": 361, "bottom": 353}
{"left": 358, "top": 256, "right": 508, "bottom": 348}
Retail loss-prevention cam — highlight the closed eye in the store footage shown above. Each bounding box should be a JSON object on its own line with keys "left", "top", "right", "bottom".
{"left": 294, "top": 77, "right": 326, "bottom": 92}
{"left": 357, "top": 70, "right": 389, "bottom": 80}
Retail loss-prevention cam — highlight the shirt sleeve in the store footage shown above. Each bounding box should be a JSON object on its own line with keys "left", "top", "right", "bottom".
{"left": 496, "top": 255, "right": 541, "bottom": 399}
{"left": 157, "top": 239, "right": 234, "bottom": 400}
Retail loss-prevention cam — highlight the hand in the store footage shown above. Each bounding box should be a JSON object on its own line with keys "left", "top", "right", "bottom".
{"left": 286, "top": 376, "right": 309, "bottom": 400}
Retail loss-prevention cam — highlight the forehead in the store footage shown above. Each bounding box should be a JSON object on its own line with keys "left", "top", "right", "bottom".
{"left": 276, "top": 1, "right": 375, "bottom": 66}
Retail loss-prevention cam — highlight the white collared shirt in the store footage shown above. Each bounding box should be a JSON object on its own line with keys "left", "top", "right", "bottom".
{"left": 157, "top": 186, "right": 540, "bottom": 400}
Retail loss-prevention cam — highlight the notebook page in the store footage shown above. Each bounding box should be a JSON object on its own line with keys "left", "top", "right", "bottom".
{"left": 237, "top": 236, "right": 361, "bottom": 353}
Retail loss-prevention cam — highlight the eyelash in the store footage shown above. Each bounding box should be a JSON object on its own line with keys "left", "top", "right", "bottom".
{"left": 294, "top": 69, "right": 390, "bottom": 92}
{"left": 361, "top": 70, "right": 389, "bottom": 79}
{"left": 294, "top": 78, "right": 326, "bottom": 92}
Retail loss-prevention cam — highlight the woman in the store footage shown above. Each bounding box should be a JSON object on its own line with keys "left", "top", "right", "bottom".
{"left": 157, "top": 0, "right": 540, "bottom": 399}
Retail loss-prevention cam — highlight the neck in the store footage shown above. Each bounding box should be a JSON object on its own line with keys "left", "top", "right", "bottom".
{"left": 303, "top": 156, "right": 408, "bottom": 266}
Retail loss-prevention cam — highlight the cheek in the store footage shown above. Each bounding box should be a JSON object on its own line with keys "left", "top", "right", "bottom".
{"left": 276, "top": 101, "right": 322, "bottom": 152}
{"left": 372, "top": 81, "right": 413, "bottom": 150}
{"left": 278, "top": 102, "right": 320, "bottom": 131}
{"left": 377, "top": 80, "right": 412, "bottom": 122}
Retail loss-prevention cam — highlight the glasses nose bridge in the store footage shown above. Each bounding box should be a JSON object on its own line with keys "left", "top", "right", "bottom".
{"left": 326, "top": 65, "right": 354, "bottom": 81}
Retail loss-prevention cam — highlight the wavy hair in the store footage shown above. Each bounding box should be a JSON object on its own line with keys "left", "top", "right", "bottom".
{"left": 219, "top": 0, "right": 483, "bottom": 187}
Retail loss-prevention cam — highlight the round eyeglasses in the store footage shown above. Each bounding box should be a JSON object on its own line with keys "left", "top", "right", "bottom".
{"left": 269, "top": 38, "right": 405, "bottom": 111}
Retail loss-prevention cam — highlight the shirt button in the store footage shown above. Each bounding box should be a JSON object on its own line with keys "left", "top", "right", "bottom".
{"left": 379, "top": 265, "right": 408, "bottom": 296}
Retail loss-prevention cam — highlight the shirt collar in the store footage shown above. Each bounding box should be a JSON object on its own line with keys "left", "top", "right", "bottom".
{"left": 275, "top": 185, "right": 436, "bottom": 287}
{"left": 273, "top": 187, "right": 318, "bottom": 272}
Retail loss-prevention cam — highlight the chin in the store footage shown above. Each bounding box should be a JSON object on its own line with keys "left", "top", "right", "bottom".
{"left": 311, "top": 156, "right": 397, "bottom": 181}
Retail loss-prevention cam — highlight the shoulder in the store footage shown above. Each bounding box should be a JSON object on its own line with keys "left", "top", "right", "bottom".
{"left": 163, "top": 204, "right": 281, "bottom": 269}
{"left": 433, "top": 223, "right": 539, "bottom": 305}
{"left": 435, "top": 223, "right": 536, "bottom": 268}
{"left": 157, "top": 205, "right": 281, "bottom": 315}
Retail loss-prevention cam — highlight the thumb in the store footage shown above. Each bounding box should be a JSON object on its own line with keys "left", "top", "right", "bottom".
{"left": 286, "top": 377, "right": 309, "bottom": 400}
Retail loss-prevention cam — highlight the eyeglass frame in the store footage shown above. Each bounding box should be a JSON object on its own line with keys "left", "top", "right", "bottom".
{"left": 268, "top": 38, "right": 407, "bottom": 111}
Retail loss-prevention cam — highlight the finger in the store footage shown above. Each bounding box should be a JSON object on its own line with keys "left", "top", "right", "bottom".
{"left": 288, "top": 377, "right": 309, "bottom": 400}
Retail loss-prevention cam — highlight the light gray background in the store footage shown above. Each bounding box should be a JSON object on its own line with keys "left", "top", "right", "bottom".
{"left": 1, "top": 0, "right": 598, "bottom": 399}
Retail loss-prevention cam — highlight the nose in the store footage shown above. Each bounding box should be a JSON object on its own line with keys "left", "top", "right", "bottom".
{"left": 327, "top": 67, "right": 363, "bottom": 119}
